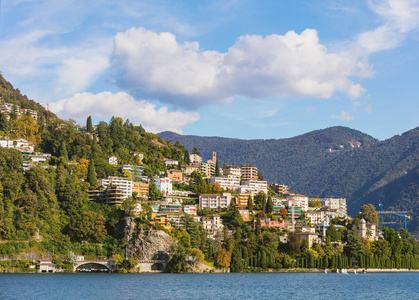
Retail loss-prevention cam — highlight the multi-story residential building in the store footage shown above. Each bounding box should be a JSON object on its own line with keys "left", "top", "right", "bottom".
{"left": 189, "top": 154, "right": 202, "bottom": 163}
{"left": 269, "top": 183, "right": 289, "bottom": 195}
{"left": 207, "top": 176, "right": 240, "bottom": 191}
{"left": 154, "top": 177, "right": 172, "bottom": 196}
{"left": 122, "top": 165, "right": 145, "bottom": 181}
{"left": 241, "top": 165, "right": 258, "bottom": 181}
{"left": 235, "top": 194, "right": 253, "bottom": 207}
{"left": 88, "top": 187, "right": 124, "bottom": 204}
{"left": 321, "top": 198, "right": 347, "bottom": 217}
{"left": 287, "top": 194, "right": 309, "bottom": 212}
{"left": 108, "top": 156, "right": 118, "bottom": 165}
{"left": 165, "top": 169, "right": 183, "bottom": 182}
{"left": 98, "top": 176, "right": 133, "bottom": 200}
{"left": 150, "top": 213, "right": 172, "bottom": 230}
{"left": 183, "top": 205, "right": 197, "bottom": 215}
{"left": 305, "top": 211, "right": 322, "bottom": 225}
{"left": 163, "top": 158, "right": 178, "bottom": 167}
{"left": 240, "top": 180, "right": 268, "bottom": 195}
{"left": 199, "top": 193, "right": 232, "bottom": 210}
{"left": 239, "top": 209, "right": 250, "bottom": 221}
{"left": 159, "top": 204, "right": 182, "bottom": 214}
{"left": 202, "top": 215, "right": 223, "bottom": 234}
{"left": 29, "top": 153, "right": 51, "bottom": 163}
{"left": 20, "top": 108, "right": 38, "bottom": 120}
{"left": 253, "top": 217, "right": 285, "bottom": 229}
{"left": 272, "top": 197, "right": 286, "bottom": 207}
{"left": 200, "top": 152, "right": 217, "bottom": 178}
{"left": 181, "top": 165, "right": 199, "bottom": 176}
{"left": 222, "top": 165, "right": 241, "bottom": 178}
{"left": 132, "top": 181, "right": 149, "bottom": 198}
{"left": 200, "top": 161, "right": 215, "bottom": 178}
{"left": 0, "top": 138, "right": 34, "bottom": 152}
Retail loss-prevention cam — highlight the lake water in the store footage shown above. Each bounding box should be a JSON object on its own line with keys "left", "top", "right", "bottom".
{"left": 0, "top": 272, "right": 418, "bottom": 299}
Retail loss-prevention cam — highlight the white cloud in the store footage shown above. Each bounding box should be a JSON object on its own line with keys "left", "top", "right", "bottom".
{"left": 111, "top": 27, "right": 366, "bottom": 108}
{"left": 331, "top": 111, "right": 354, "bottom": 121}
{"left": 50, "top": 92, "right": 200, "bottom": 134}
{"left": 356, "top": 0, "right": 419, "bottom": 53}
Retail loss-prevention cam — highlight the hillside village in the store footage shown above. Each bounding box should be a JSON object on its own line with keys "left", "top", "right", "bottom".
{"left": 0, "top": 91, "right": 418, "bottom": 273}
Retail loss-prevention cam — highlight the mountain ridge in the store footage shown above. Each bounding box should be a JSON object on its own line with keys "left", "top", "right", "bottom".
{"left": 159, "top": 126, "right": 419, "bottom": 234}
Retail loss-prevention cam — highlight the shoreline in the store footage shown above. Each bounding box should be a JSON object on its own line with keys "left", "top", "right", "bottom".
{"left": 2, "top": 268, "right": 419, "bottom": 274}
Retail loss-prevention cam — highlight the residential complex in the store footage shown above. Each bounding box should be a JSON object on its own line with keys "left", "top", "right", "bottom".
{"left": 199, "top": 193, "right": 232, "bottom": 210}
{"left": 98, "top": 176, "right": 133, "bottom": 200}
{"left": 321, "top": 198, "right": 347, "bottom": 217}
{"left": 241, "top": 165, "right": 258, "bottom": 181}
{"left": 207, "top": 176, "right": 240, "bottom": 191}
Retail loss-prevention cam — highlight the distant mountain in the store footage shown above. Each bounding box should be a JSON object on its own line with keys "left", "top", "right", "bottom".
{"left": 159, "top": 126, "right": 419, "bottom": 234}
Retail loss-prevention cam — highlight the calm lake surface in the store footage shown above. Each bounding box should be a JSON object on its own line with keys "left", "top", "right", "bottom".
{"left": 0, "top": 272, "right": 418, "bottom": 299}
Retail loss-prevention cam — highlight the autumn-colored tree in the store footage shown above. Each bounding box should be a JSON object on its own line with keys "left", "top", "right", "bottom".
{"left": 11, "top": 114, "right": 41, "bottom": 145}
{"left": 214, "top": 248, "right": 231, "bottom": 270}
{"left": 280, "top": 208, "right": 288, "bottom": 215}
{"left": 189, "top": 248, "right": 205, "bottom": 267}
{"left": 78, "top": 158, "right": 89, "bottom": 179}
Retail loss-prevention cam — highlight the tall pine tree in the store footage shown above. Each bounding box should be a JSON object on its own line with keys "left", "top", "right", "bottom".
{"left": 87, "top": 159, "right": 97, "bottom": 187}
{"left": 86, "top": 115, "right": 93, "bottom": 133}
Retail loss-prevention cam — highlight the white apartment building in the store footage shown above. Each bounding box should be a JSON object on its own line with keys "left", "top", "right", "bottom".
{"left": 0, "top": 138, "right": 34, "bottom": 152}
{"left": 222, "top": 165, "right": 241, "bottom": 178}
{"left": 207, "top": 176, "right": 240, "bottom": 191}
{"left": 202, "top": 215, "right": 223, "bottom": 234}
{"left": 183, "top": 205, "right": 197, "bottom": 215}
{"left": 240, "top": 180, "right": 268, "bottom": 195}
{"left": 108, "top": 156, "right": 118, "bottom": 165}
{"left": 321, "top": 198, "right": 347, "bottom": 217}
{"left": 199, "top": 193, "right": 232, "bottom": 210}
{"left": 98, "top": 176, "right": 133, "bottom": 200}
{"left": 154, "top": 177, "right": 173, "bottom": 196}
{"left": 189, "top": 154, "right": 202, "bottom": 163}
{"left": 287, "top": 195, "right": 309, "bottom": 212}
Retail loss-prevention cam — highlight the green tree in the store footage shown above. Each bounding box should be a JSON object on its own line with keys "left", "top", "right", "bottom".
{"left": 87, "top": 159, "right": 97, "bottom": 188}
{"left": 191, "top": 147, "right": 200, "bottom": 155}
{"left": 326, "top": 224, "right": 341, "bottom": 242}
{"left": 86, "top": 115, "right": 93, "bottom": 133}
{"left": 60, "top": 141, "right": 69, "bottom": 161}
{"left": 266, "top": 196, "right": 274, "bottom": 214}
{"left": 247, "top": 195, "right": 253, "bottom": 212}
{"left": 148, "top": 182, "right": 160, "bottom": 201}
{"left": 230, "top": 248, "right": 244, "bottom": 272}
{"left": 359, "top": 203, "right": 379, "bottom": 227}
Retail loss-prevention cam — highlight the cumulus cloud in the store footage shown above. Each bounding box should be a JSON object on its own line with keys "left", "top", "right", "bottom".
{"left": 111, "top": 27, "right": 366, "bottom": 109}
{"left": 49, "top": 92, "right": 200, "bottom": 134}
{"left": 331, "top": 111, "right": 354, "bottom": 121}
{"left": 356, "top": 0, "right": 419, "bottom": 53}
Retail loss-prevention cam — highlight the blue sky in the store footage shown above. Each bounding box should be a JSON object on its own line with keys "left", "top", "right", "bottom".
{"left": 0, "top": 0, "right": 418, "bottom": 140}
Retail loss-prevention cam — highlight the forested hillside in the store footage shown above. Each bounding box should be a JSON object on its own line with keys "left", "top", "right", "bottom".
{"left": 0, "top": 74, "right": 190, "bottom": 261}
{"left": 159, "top": 127, "right": 419, "bottom": 234}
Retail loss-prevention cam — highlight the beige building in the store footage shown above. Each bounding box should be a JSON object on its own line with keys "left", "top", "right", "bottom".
{"left": 321, "top": 198, "right": 347, "bottom": 217}
{"left": 269, "top": 183, "right": 289, "bottom": 195}
{"left": 181, "top": 165, "right": 199, "bottom": 176}
{"left": 222, "top": 165, "right": 241, "bottom": 178}
{"left": 202, "top": 214, "right": 223, "bottom": 234}
{"left": 98, "top": 176, "right": 132, "bottom": 199}
{"left": 132, "top": 182, "right": 149, "bottom": 198}
{"left": 235, "top": 194, "right": 253, "bottom": 207}
{"left": 207, "top": 176, "right": 240, "bottom": 191}
{"left": 240, "top": 180, "right": 268, "bottom": 195}
{"left": 199, "top": 193, "right": 232, "bottom": 210}
{"left": 354, "top": 219, "right": 378, "bottom": 241}
{"left": 189, "top": 154, "right": 202, "bottom": 163}
{"left": 241, "top": 165, "right": 258, "bottom": 181}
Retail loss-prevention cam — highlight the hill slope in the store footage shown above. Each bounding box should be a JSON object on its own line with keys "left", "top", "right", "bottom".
{"left": 159, "top": 127, "right": 419, "bottom": 234}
